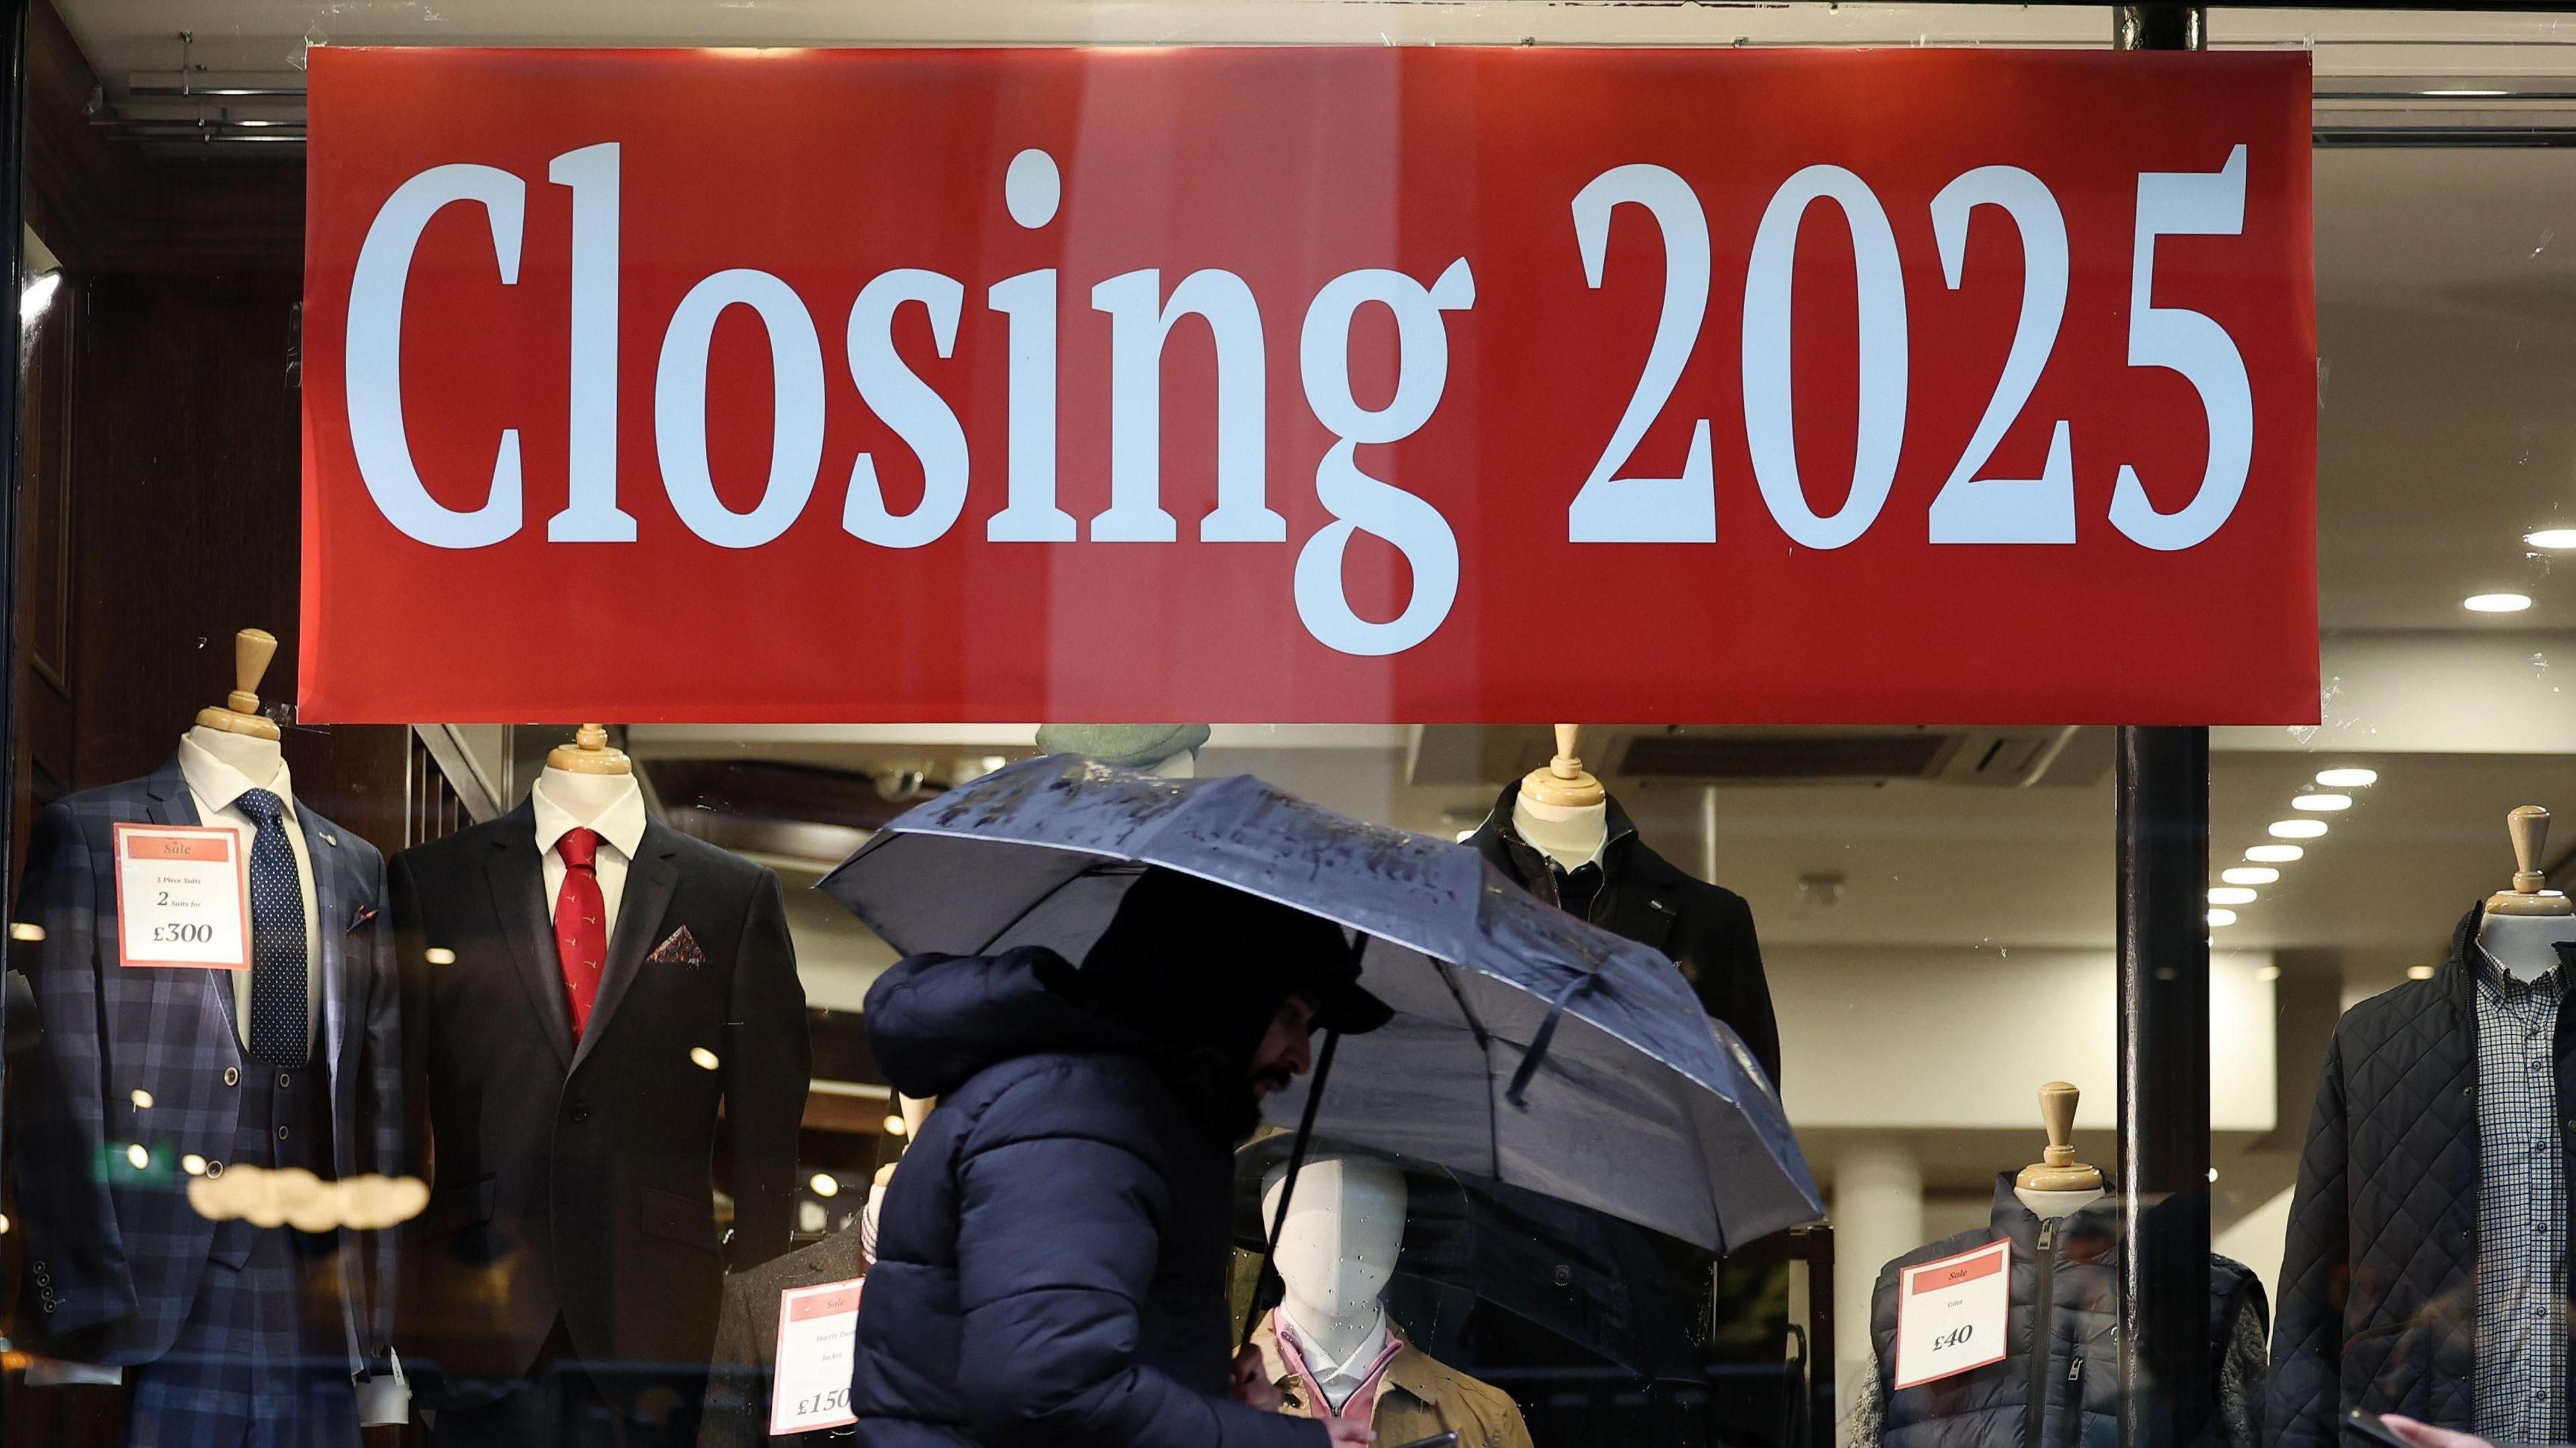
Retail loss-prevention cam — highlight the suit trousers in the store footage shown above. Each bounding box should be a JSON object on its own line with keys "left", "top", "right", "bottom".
{"left": 127, "top": 1047, "right": 352, "bottom": 1448}
{"left": 430, "top": 1319, "right": 705, "bottom": 1448}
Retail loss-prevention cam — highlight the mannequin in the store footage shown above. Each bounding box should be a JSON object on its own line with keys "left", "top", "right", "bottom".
{"left": 1264, "top": 1154, "right": 1407, "bottom": 1377}
{"left": 1032, "top": 723, "right": 1209, "bottom": 779}
{"left": 1513, "top": 724, "right": 1607, "bottom": 871}
{"left": 2267, "top": 807, "right": 2576, "bottom": 1448}
{"left": 392, "top": 717, "right": 808, "bottom": 1448}
{"left": 12, "top": 628, "right": 405, "bottom": 1437}
{"left": 1252, "top": 1153, "right": 1533, "bottom": 1448}
{"left": 2014, "top": 1080, "right": 2106, "bottom": 1219}
{"left": 2478, "top": 804, "right": 2576, "bottom": 981}
{"left": 1863, "top": 1082, "right": 2265, "bottom": 1448}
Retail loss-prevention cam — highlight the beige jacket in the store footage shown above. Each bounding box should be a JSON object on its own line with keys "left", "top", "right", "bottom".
{"left": 1254, "top": 1314, "right": 1535, "bottom": 1448}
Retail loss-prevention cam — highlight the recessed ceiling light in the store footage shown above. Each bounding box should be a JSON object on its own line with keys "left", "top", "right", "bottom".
{"left": 2246, "top": 844, "right": 2306, "bottom": 863}
{"left": 810, "top": 1173, "right": 841, "bottom": 1199}
{"left": 2271, "top": 819, "right": 2329, "bottom": 840}
{"left": 2223, "top": 867, "right": 2280, "bottom": 886}
{"left": 2207, "top": 908, "right": 2238, "bottom": 928}
{"left": 2208, "top": 886, "right": 2259, "bottom": 906}
{"left": 2407, "top": 964, "right": 2436, "bottom": 981}
{"left": 2314, "top": 768, "right": 2378, "bottom": 789}
{"left": 2529, "top": 529, "right": 2576, "bottom": 551}
{"left": 2466, "top": 593, "right": 2533, "bottom": 613}
{"left": 2293, "top": 793, "right": 2353, "bottom": 812}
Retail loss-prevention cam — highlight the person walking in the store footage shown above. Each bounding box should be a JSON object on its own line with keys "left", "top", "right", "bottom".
{"left": 848, "top": 867, "right": 1392, "bottom": 1447}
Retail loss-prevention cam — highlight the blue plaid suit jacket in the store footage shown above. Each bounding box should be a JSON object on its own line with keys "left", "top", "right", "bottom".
{"left": 9, "top": 757, "right": 402, "bottom": 1372}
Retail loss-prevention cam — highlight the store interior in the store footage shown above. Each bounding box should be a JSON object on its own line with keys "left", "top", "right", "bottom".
{"left": 14, "top": 0, "right": 2576, "bottom": 1442}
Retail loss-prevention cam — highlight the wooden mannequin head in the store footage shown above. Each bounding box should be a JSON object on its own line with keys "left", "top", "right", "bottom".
{"left": 2485, "top": 805, "right": 2573, "bottom": 917}
{"left": 2015, "top": 1080, "right": 2106, "bottom": 1193}
{"left": 194, "top": 628, "right": 282, "bottom": 743}
{"left": 1519, "top": 724, "right": 1605, "bottom": 809}
{"left": 545, "top": 724, "right": 633, "bottom": 777}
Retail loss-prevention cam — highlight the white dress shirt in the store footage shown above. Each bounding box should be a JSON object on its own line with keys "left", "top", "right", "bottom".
{"left": 1280, "top": 1306, "right": 1393, "bottom": 1413}
{"left": 176, "top": 731, "right": 323, "bottom": 1052}
{"left": 529, "top": 772, "right": 647, "bottom": 936}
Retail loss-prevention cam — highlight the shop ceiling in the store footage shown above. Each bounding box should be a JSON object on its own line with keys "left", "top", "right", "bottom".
{"left": 52, "top": 0, "right": 2576, "bottom": 969}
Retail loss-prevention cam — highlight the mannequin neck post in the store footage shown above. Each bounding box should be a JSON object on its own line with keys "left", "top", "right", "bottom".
{"left": 2015, "top": 1184, "right": 2107, "bottom": 1219}
{"left": 2479, "top": 908, "right": 2576, "bottom": 983}
{"left": 182, "top": 724, "right": 284, "bottom": 790}
{"left": 1513, "top": 794, "right": 1608, "bottom": 873}
{"left": 537, "top": 765, "right": 639, "bottom": 826}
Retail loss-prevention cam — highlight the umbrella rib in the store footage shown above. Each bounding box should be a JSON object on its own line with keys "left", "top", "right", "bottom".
{"left": 1432, "top": 957, "right": 1502, "bottom": 1182}
{"left": 968, "top": 852, "right": 1138, "bottom": 956}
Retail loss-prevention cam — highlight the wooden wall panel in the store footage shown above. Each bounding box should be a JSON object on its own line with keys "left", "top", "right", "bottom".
{"left": 53, "top": 268, "right": 409, "bottom": 854}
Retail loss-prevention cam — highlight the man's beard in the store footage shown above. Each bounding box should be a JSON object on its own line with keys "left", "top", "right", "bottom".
{"left": 1222, "top": 1078, "right": 1284, "bottom": 1144}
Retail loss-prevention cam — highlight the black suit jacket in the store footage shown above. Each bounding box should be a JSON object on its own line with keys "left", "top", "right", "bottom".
{"left": 1466, "top": 783, "right": 1781, "bottom": 1088}
{"left": 390, "top": 804, "right": 809, "bottom": 1391}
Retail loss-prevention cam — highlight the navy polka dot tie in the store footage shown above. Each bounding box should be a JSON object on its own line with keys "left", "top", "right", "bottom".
{"left": 235, "top": 788, "right": 308, "bottom": 1064}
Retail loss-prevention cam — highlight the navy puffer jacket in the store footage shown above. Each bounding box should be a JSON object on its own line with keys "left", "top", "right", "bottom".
{"left": 849, "top": 947, "right": 1328, "bottom": 1448}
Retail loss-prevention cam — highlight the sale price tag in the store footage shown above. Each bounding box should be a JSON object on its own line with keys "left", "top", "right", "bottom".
{"left": 770, "top": 1277, "right": 864, "bottom": 1436}
{"left": 1894, "top": 1237, "right": 2010, "bottom": 1390}
{"left": 113, "top": 824, "right": 250, "bottom": 971}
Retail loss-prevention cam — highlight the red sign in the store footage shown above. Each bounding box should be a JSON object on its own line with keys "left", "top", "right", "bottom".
{"left": 300, "top": 46, "right": 2315, "bottom": 724}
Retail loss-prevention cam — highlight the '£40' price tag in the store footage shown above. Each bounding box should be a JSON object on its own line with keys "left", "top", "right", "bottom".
{"left": 1893, "top": 1237, "right": 2010, "bottom": 1390}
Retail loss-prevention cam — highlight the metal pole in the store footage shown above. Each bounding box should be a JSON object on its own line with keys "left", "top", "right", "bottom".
{"left": 2113, "top": 724, "right": 2212, "bottom": 1448}
{"left": 0, "top": 0, "right": 28, "bottom": 1155}
{"left": 2115, "top": 27, "right": 2212, "bottom": 1448}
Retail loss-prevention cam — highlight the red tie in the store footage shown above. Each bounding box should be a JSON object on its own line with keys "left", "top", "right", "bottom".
{"left": 555, "top": 827, "right": 608, "bottom": 1037}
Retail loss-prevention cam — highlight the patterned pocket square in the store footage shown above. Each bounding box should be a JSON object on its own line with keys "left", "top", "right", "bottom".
{"left": 649, "top": 926, "right": 706, "bottom": 967}
{"left": 347, "top": 903, "right": 378, "bottom": 933}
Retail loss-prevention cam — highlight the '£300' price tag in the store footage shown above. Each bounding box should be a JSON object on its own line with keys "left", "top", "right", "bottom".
{"left": 1893, "top": 1237, "right": 2010, "bottom": 1390}
{"left": 113, "top": 824, "right": 251, "bottom": 971}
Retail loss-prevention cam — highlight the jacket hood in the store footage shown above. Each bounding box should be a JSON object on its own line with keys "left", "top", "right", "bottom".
{"left": 863, "top": 946, "right": 1172, "bottom": 1100}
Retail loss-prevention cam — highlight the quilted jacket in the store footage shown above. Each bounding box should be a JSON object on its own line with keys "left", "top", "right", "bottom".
{"left": 2266, "top": 903, "right": 2547, "bottom": 1448}
{"left": 1868, "top": 1175, "right": 2264, "bottom": 1448}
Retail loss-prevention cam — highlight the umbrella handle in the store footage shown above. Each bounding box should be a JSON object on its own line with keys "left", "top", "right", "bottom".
{"left": 1240, "top": 1027, "right": 1341, "bottom": 1355}
{"left": 1504, "top": 970, "right": 1604, "bottom": 1110}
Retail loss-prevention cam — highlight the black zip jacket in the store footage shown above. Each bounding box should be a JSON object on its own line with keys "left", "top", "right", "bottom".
{"left": 1464, "top": 783, "right": 1782, "bottom": 1088}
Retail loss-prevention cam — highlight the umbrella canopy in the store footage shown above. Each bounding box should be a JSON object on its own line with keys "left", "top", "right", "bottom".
{"left": 819, "top": 755, "right": 1821, "bottom": 1251}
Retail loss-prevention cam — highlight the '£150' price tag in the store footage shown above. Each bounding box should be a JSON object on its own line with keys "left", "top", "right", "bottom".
{"left": 113, "top": 824, "right": 251, "bottom": 971}
{"left": 1893, "top": 1237, "right": 2010, "bottom": 1390}
{"left": 771, "top": 1278, "right": 864, "bottom": 1436}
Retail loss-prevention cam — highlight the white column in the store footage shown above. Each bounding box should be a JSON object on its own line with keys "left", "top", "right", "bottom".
{"left": 1832, "top": 1138, "right": 1925, "bottom": 1437}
